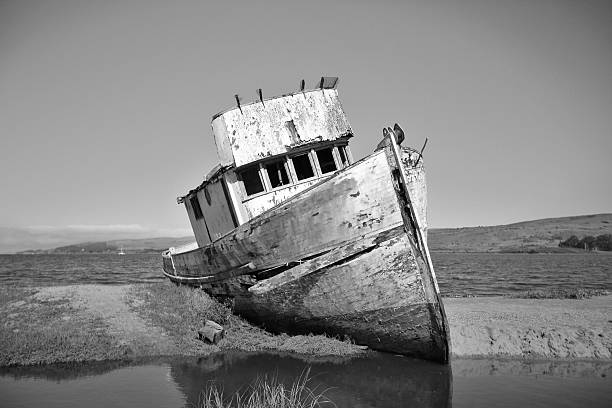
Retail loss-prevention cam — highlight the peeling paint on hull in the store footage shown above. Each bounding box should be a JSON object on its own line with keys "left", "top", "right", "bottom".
{"left": 236, "top": 230, "right": 449, "bottom": 362}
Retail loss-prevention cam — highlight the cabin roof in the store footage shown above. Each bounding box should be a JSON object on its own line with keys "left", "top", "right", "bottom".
{"left": 211, "top": 77, "right": 339, "bottom": 121}
{"left": 177, "top": 164, "right": 232, "bottom": 204}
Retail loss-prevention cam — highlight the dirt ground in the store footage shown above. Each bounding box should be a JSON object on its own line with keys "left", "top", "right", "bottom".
{"left": 33, "top": 285, "right": 178, "bottom": 356}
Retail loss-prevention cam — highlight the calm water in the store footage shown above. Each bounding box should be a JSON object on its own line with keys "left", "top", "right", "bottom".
{"left": 0, "top": 352, "right": 610, "bottom": 408}
{"left": 0, "top": 253, "right": 162, "bottom": 286}
{"left": 1, "top": 252, "right": 610, "bottom": 296}
{"left": 433, "top": 252, "right": 612, "bottom": 297}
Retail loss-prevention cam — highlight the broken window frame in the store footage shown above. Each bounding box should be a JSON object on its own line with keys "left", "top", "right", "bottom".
{"left": 336, "top": 145, "right": 351, "bottom": 168}
{"left": 314, "top": 147, "right": 339, "bottom": 175}
{"left": 343, "top": 144, "right": 354, "bottom": 164}
{"left": 290, "top": 151, "right": 317, "bottom": 181}
{"left": 262, "top": 158, "right": 291, "bottom": 190}
{"left": 238, "top": 165, "right": 266, "bottom": 197}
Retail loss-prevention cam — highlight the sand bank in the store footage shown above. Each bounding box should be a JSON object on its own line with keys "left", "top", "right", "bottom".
{"left": 1, "top": 284, "right": 610, "bottom": 366}
{"left": 445, "top": 295, "right": 611, "bottom": 360}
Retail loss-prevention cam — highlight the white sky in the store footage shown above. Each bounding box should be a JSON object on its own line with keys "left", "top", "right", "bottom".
{"left": 1, "top": 0, "right": 610, "bottom": 238}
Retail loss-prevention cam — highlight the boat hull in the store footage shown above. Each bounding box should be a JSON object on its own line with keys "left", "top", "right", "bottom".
{"left": 237, "top": 227, "right": 447, "bottom": 361}
{"left": 163, "top": 148, "right": 450, "bottom": 363}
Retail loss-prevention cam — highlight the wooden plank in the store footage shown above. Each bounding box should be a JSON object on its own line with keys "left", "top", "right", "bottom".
{"left": 163, "top": 262, "right": 255, "bottom": 284}
{"left": 184, "top": 198, "right": 212, "bottom": 247}
{"left": 198, "top": 179, "right": 237, "bottom": 241}
{"left": 249, "top": 225, "right": 405, "bottom": 295}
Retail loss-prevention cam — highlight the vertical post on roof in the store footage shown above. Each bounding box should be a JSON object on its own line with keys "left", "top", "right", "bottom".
{"left": 257, "top": 88, "right": 264, "bottom": 107}
{"left": 414, "top": 138, "right": 428, "bottom": 167}
{"left": 234, "top": 94, "right": 243, "bottom": 114}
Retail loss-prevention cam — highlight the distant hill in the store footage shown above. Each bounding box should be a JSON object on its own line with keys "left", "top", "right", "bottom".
{"left": 18, "top": 236, "right": 195, "bottom": 254}
{"left": 428, "top": 213, "right": 612, "bottom": 253}
{"left": 0, "top": 225, "right": 192, "bottom": 254}
{"left": 14, "top": 214, "right": 612, "bottom": 254}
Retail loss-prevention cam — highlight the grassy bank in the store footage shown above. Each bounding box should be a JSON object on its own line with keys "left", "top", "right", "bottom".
{"left": 131, "top": 283, "right": 362, "bottom": 357}
{"left": 0, "top": 283, "right": 363, "bottom": 367}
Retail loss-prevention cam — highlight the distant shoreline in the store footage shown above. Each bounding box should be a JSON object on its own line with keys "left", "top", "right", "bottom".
{"left": 1, "top": 283, "right": 610, "bottom": 367}
{"left": 5, "top": 213, "right": 611, "bottom": 254}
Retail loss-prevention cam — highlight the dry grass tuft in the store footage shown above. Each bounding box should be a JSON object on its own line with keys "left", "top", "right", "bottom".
{"left": 199, "top": 368, "right": 334, "bottom": 408}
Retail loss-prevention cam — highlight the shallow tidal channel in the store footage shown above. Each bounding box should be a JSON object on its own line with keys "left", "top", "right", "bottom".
{"left": 1, "top": 352, "right": 610, "bottom": 408}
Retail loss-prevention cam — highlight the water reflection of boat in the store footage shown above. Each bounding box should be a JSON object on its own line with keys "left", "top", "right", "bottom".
{"left": 161, "top": 78, "right": 449, "bottom": 363}
{"left": 169, "top": 351, "right": 452, "bottom": 408}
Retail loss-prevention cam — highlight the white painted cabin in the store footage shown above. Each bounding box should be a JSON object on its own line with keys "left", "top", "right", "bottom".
{"left": 178, "top": 79, "right": 355, "bottom": 248}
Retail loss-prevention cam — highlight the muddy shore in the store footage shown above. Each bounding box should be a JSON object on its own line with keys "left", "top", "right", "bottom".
{"left": 1, "top": 283, "right": 610, "bottom": 366}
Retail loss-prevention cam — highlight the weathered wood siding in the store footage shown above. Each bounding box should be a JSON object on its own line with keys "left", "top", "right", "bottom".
{"left": 185, "top": 178, "right": 237, "bottom": 246}
{"left": 170, "top": 150, "right": 405, "bottom": 278}
{"left": 212, "top": 89, "right": 352, "bottom": 168}
{"left": 197, "top": 179, "right": 236, "bottom": 240}
{"left": 242, "top": 179, "right": 323, "bottom": 219}
{"left": 221, "top": 170, "right": 323, "bottom": 223}
{"left": 185, "top": 199, "right": 211, "bottom": 248}
{"left": 221, "top": 146, "right": 425, "bottom": 233}
{"left": 222, "top": 172, "right": 249, "bottom": 225}
{"left": 401, "top": 147, "right": 428, "bottom": 239}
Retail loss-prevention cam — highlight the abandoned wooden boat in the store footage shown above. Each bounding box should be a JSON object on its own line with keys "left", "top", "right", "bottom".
{"left": 162, "top": 77, "right": 450, "bottom": 363}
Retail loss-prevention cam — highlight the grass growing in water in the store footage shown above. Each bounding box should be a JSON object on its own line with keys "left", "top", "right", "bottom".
{"left": 512, "top": 288, "right": 609, "bottom": 299}
{"left": 199, "top": 368, "right": 333, "bottom": 408}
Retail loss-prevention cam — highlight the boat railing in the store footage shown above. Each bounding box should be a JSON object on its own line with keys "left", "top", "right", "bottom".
{"left": 167, "top": 241, "right": 199, "bottom": 255}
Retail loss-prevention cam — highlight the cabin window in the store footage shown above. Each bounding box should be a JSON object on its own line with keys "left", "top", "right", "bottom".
{"left": 316, "top": 148, "right": 337, "bottom": 174}
{"left": 190, "top": 195, "right": 204, "bottom": 219}
{"left": 239, "top": 166, "right": 265, "bottom": 196}
{"left": 265, "top": 159, "right": 290, "bottom": 188}
{"left": 338, "top": 146, "right": 350, "bottom": 168}
{"left": 292, "top": 153, "right": 315, "bottom": 180}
